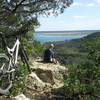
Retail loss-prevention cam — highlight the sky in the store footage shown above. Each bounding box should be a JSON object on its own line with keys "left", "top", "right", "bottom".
{"left": 36, "top": 0, "right": 100, "bottom": 31}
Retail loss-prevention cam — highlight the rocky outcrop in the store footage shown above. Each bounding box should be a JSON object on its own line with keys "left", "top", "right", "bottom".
{"left": 0, "top": 59, "right": 68, "bottom": 100}
{"left": 30, "top": 60, "right": 67, "bottom": 89}
{"left": 24, "top": 59, "right": 68, "bottom": 99}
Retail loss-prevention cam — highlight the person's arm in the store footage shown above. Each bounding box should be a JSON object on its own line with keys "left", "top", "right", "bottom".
{"left": 50, "top": 50, "right": 54, "bottom": 61}
{"left": 50, "top": 50, "right": 59, "bottom": 64}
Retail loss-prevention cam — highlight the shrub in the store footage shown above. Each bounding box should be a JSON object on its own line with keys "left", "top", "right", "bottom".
{"left": 64, "top": 38, "right": 100, "bottom": 99}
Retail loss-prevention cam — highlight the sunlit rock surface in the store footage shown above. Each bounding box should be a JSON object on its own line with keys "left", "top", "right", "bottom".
{"left": 14, "top": 94, "right": 30, "bottom": 100}
{"left": 28, "top": 59, "right": 68, "bottom": 91}
{"left": 24, "top": 59, "right": 68, "bottom": 99}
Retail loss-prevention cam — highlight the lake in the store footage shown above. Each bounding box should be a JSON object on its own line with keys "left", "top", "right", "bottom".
{"left": 34, "top": 30, "right": 96, "bottom": 43}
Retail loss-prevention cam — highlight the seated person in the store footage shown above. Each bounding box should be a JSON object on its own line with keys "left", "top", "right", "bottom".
{"left": 43, "top": 44, "right": 58, "bottom": 64}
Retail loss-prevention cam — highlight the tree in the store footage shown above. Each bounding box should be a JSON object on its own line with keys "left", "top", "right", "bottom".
{"left": 0, "top": 0, "right": 73, "bottom": 36}
{"left": 64, "top": 38, "right": 100, "bottom": 100}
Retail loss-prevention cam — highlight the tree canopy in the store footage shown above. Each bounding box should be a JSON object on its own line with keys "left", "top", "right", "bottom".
{"left": 0, "top": 0, "right": 73, "bottom": 36}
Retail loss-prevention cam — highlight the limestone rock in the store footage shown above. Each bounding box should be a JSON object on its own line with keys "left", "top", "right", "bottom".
{"left": 27, "top": 59, "right": 68, "bottom": 92}
{"left": 14, "top": 94, "right": 30, "bottom": 100}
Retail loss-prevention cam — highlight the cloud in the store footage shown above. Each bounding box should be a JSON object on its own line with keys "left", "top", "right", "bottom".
{"left": 86, "top": 3, "right": 95, "bottom": 7}
{"left": 62, "top": 19, "right": 100, "bottom": 31}
{"left": 36, "top": 18, "right": 100, "bottom": 31}
{"left": 71, "top": 2, "right": 83, "bottom": 7}
{"left": 71, "top": 2, "right": 95, "bottom": 7}
{"left": 95, "top": 0, "right": 100, "bottom": 3}
{"left": 72, "top": 15, "right": 86, "bottom": 19}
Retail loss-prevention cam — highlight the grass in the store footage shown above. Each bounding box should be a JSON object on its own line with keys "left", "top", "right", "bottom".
{"left": 6, "top": 63, "right": 29, "bottom": 96}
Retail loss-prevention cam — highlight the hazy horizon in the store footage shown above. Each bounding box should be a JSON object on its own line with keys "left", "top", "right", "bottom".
{"left": 34, "top": 30, "right": 96, "bottom": 43}
{"left": 35, "top": 30, "right": 99, "bottom": 32}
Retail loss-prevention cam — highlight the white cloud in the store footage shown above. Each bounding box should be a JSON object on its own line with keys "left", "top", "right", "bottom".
{"left": 71, "top": 2, "right": 83, "bottom": 7}
{"left": 95, "top": 0, "right": 100, "bottom": 3}
{"left": 61, "top": 19, "right": 100, "bottom": 31}
{"left": 72, "top": 15, "right": 86, "bottom": 19}
{"left": 86, "top": 3, "right": 95, "bottom": 7}
{"left": 71, "top": 2, "right": 96, "bottom": 8}
{"left": 36, "top": 18, "right": 100, "bottom": 31}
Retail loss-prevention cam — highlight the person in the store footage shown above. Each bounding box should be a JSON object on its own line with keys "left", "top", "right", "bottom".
{"left": 43, "top": 43, "right": 59, "bottom": 64}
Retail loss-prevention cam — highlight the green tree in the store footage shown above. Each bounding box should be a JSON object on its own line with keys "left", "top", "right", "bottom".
{"left": 64, "top": 38, "right": 100, "bottom": 100}
{"left": 20, "top": 31, "right": 43, "bottom": 57}
{"left": 0, "top": 0, "right": 73, "bottom": 36}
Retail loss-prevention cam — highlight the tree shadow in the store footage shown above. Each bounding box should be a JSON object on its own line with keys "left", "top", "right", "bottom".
{"left": 37, "top": 87, "right": 69, "bottom": 100}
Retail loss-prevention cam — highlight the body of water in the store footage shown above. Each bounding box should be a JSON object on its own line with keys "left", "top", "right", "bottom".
{"left": 34, "top": 30, "right": 96, "bottom": 43}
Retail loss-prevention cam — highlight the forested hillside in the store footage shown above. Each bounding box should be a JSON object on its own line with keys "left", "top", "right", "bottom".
{"left": 82, "top": 31, "right": 100, "bottom": 40}
{"left": 52, "top": 32, "right": 100, "bottom": 100}
{"left": 53, "top": 31, "right": 100, "bottom": 65}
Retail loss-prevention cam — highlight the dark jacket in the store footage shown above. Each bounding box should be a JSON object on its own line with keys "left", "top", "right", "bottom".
{"left": 43, "top": 49, "right": 54, "bottom": 62}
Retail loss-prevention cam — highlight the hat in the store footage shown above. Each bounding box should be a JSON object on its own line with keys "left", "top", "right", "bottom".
{"left": 49, "top": 43, "right": 54, "bottom": 48}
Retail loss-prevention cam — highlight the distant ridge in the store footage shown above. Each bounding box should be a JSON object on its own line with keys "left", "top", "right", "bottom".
{"left": 82, "top": 31, "right": 100, "bottom": 40}
{"left": 53, "top": 31, "right": 100, "bottom": 47}
{"left": 35, "top": 30, "right": 100, "bottom": 33}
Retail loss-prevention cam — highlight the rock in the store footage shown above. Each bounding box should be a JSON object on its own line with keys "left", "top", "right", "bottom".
{"left": 28, "top": 72, "right": 46, "bottom": 91}
{"left": 35, "top": 68, "right": 55, "bottom": 85}
{"left": 14, "top": 94, "right": 30, "bottom": 100}
{"left": 0, "top": 58, "right": 68, "bottom": 100}
{"left": 27, "top": 59, "right": 68, "bottom": 92}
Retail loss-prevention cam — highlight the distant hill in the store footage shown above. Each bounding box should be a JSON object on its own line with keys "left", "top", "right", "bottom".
{"left": 54, "top": 31, "right": 100, "bottom": 47}
{"left": 52, "top": 31, "right": 100, "bottom": 64}
{"left": 82, "top": 31, "right": 100, "bottom": 40}
{"left": 36, "top": 30, "right": 98, "bottom": 34}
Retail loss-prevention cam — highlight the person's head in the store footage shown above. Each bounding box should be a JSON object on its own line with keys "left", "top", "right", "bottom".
{"left": 49, "top": 43, "right": 54, "bottom": 49}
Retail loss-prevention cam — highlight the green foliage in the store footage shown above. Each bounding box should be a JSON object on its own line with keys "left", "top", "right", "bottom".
{"left": 0, "top": 32, "right": 43, "bottom": 96}
{"left": 64, "top": 64, "right": 100, "bottom": 99}
{"left": 64, "top": 38, "right": 100, "bottom": 99}
{"left": 7, "top": 63, "right": 29, "bottom": 96}
{"left": 54, "top": 45, "right": 87, "bottom": 65}
{"left": 33, "top": 40, "right": 44, "bottom": 56}
{"left": 83, "top": 38, "right": 100, "bottom": 66}
{"left": 0, "top": 0, "right": 73, "bottom": 36}
{"left": 20, "top": 31, "right": 43, "bottom": 57}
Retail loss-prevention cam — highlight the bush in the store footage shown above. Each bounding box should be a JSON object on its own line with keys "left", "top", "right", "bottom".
{"left": 7, "top": 63, "right": 29, "bottom": 96}
{"left": 21, "top": 31, "right": 43, "bottom": 57}
{"left": 64, "top": 38, "right": 100, "bottom": 100}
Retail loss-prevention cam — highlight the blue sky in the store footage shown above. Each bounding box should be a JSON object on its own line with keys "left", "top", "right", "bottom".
{"left": 36, "top": 0, "right": 100, "bottom": 31}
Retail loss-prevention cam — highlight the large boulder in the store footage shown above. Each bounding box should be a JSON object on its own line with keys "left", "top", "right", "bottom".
{"left": 27, "top": 59, "right": 68, "bottom": 92}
